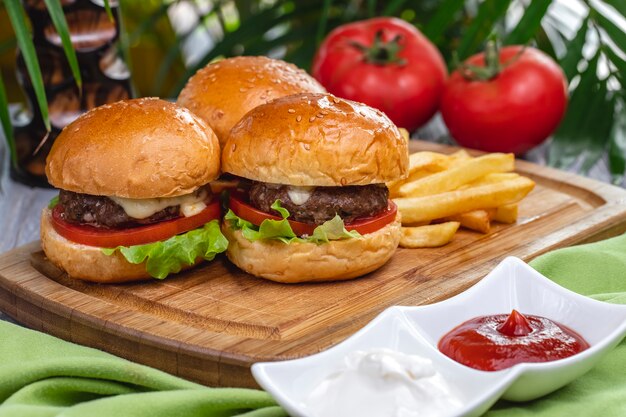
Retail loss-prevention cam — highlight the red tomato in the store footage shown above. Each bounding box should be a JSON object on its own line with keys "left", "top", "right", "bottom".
{"left": 228, "top": 192, "right": 397, "bottom": 236}
{"left": 441, "top": 45, "right": 568, "bottom": 154}
{"left": 51, "top": 200, "right": 221, "bottom": 248}
{"left": 312, "top": 17, "right": 447, "bottom": 131}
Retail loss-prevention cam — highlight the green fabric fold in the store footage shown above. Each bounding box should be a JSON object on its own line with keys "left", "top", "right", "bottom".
{"left": 0, "top": 320, "right": 285, "bottom": 417}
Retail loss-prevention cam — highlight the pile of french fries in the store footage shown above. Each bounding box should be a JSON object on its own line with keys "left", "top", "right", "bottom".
{"left": 389, "top": 150, "right": 535, "bottom": 248}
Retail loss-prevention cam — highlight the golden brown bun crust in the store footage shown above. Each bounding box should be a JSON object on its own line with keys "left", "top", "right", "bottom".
{"left": 222, "top": 213, "right": 401, "bottom": 283}
{"left": 40, "top": 209, "right": 199, "bottom": 283}
{"left": 46, "top": 98, "right": 220, "bottom": 198}
{"left": 177, "top": 56, "right": 325, "bottom": 144}
{"left": 222, "top": 93, "right": 409, "bottom": 186}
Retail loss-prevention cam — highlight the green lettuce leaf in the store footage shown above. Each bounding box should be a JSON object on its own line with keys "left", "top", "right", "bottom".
{"left": 224, "top": 200, "right": 360, "bottom": 244}
{"left": 48, "top": 195, "right": 59, "bottom": 209}
{"left": 102, "top": 220, "right": 228, "bottom": 279}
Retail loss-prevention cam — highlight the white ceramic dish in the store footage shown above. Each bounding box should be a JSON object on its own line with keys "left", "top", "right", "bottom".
{"left": 252, "top": 256, "right": 626, "bottom": 417}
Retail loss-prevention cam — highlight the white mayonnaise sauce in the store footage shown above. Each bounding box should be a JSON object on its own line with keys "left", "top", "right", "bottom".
{"left": 110, "top": 189, "right": 208, "bottom": 219}
{"left": 287, "top": 186, "right": 315, "bottom": 205}
{"left": 304, "top": 348, "right": 463, "bottom": 417}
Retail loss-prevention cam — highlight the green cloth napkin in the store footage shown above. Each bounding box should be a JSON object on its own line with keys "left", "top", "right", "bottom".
{"left": 0, "top": 320, "right": 286, "bottom": 417}
{"left": 1, "top": 233, "right": 625, "bottom": 417}
{"left": 487, "top": 232, "right": 626, "bottom": 417}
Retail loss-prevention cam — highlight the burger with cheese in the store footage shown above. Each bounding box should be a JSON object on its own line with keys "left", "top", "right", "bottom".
{"left": 221, "top": 93, "right": 409, "bottom": 283}
{"left": 42, "top": 98, "right": 228, "bottom": 283}
{"left": 177, "top": 56, "right": 326, "bottom": 145}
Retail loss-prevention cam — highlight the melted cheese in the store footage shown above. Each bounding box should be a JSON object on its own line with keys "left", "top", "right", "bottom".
{"left": 110, "top": 189, "right": 207, "bottom": 219}
{"left": 287, "top": 186, "right": 315, "bottom": 205}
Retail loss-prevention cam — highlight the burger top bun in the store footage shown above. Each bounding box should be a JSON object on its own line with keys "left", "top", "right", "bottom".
{"left": 222, "top": 93, "right": 409, "bottom": 186}
{"left": 177, "top": 56, "right": 325, "bottom": 144}
{"left": 46, "top": 98, "right": 220, "bottom": 199}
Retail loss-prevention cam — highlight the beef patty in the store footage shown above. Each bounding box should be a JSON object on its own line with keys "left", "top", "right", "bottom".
{"left": 58, "top": 190, "right": 181, "bottom": 229}
{"left": 248, "top": 182, "right": 389, "bottom": 224}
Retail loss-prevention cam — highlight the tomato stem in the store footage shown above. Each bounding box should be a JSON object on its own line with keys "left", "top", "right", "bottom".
{"left": 350, "top": 30, "right": 407, "bottom": 66}
{"left": 457, "top": 36, "right": 528, "bottom": 82}
{"left": 458, "top": 39, "right": 501, "bottom": 81}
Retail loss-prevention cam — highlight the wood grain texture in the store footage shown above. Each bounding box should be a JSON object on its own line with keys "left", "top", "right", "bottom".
{"left": 1, "top": 141, "right": 626, "bottom": 388}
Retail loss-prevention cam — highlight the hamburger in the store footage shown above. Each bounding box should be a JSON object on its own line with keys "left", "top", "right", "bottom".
{"left": 42, "top": 98, "right": 228, "bottom": 283}
{"left": 221, "top": 93, "right": 409, "bottom": 283}
{"left": 177, "top": 56, "right": 326, "bottom": 145}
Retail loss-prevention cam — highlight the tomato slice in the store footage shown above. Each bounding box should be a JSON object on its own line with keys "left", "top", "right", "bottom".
{"left": 228, "top": 192, "right": 397, "bottom": 236}
{"left": 51, "top": 200, "right": 221, "bottom": 248}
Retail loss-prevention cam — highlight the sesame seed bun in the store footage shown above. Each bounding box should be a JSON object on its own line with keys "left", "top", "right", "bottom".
{"left": 222, "top": 212, "right": 402, "bottom": 283}
{"left": 222, "top": 93, "right": 409, "bottom": 186}
{"left": 177, "top": 56, "right": 325, "bottom": 145}
{"left": 45, "top": 98, "right": 220, "bottom": 199}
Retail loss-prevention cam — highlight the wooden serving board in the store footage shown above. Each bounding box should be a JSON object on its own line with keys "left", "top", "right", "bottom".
{"left": 2, "top": 141, "right": 626, "bottom": 388}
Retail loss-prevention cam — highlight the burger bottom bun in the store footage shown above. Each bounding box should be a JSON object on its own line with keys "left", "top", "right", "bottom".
{"left": 40, "top": 208, "right": 199, "bottom": 283}
{"left": 222, "top": 213, "right": 402, "bottom": 283}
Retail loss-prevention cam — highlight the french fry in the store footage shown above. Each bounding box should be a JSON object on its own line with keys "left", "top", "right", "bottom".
{"left": 387, "top": 152, "right": 450, "bottom": 194}
{"left": 444, "top": 210, "right": 491, "bottom": 234}
{"left": 389, "top": 169, "right": 438, "bottom": 198}
{"left": 400, "top": 222, "right": 460, "bottom": 248}
{"left": 402, "top": 220, "right": 431, "bottom": 227}
{"left": 494, "top": 204, "right": 518, "bottom": 224}
{"left": 408, "top": 151, "right": 452, "bottom": 172}
{"left": 463, "top": 172, "right": 520, "bottom": 188}
{"left": 398, "top": 153, "right": 515, "bottom": 197}
{"left": 449, "top": 149, "right": 472, "bottom": 165}
{"left": 394, "top": 176, "right": 535, "bottom": 224}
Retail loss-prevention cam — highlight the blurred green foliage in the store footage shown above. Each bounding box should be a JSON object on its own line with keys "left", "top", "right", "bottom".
{"left": 1, "top": 0, "right": 626, "bottom": 182}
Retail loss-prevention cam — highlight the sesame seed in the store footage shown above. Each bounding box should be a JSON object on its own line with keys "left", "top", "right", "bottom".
{"left": 333, "top": 98, "right": 340, "bottom": 104}
{"left": 321, "top": 111, "right": 329, "bottom": 115}
{"left": 288, "top": 109, "right": 295, "bottom": 114}
{"left": 316, "top": 114, "right": 323, "bottom": 118}
{"left": 296, "top": 115, "right": 302, "bottom": 122}
{"left": 309, "top": 116, "right": 316, "bottom": 122}
{"left": 304, "top": 143, "right": 311, "bottom": 150}
{"left": 239, "top": 87, "right": 247, "bottom": 92}
{"left": 231, "top": 144, "right": 237, "bottom": 151}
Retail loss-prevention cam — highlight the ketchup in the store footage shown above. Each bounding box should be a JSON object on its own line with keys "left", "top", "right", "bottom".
{"left": 438, "top": 310, "right": 589, "bottom": 371}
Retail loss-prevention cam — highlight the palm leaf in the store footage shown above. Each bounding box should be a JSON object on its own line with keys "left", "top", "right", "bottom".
{"left": 171, "top": 1, "right": 322, "bottom": 95}
{"left": 535, "top": 24, "right": 560, "bottom": 60}
{"left": 457, "top": 0, "right": 513, "bottom": 59}
{"left": 103, "top": 0, "right": 114, "bottom": 22}
{"left": 505, "top": 0, "right": 551, "bottom": 45}
{"left": 604, "top": 46, "right": 626, "bottom": 79}
{"left": 608, "top": 98, "right": 626, "bottom": 184}
{"left": 558, "top": 18, "right": 588, "bottom": 81}
{"left": 43, "top": 0, "right": 82, "bottom": 90}
{"left": 316, "top": 0, "right": 333, "bottom": 46}
{"left": 579, "top": 83, "right": 614, "bottom": 173}
{"left": 549, "top": 52, "right": 601, "bottom": 168}
{"left": 422, "top": 0, "right": 465, "bottom": 43}
{"left": 4, "top": 0, "right": 50, "bottom": 131}
{"left": 382, "top": 0, "right": 407, "bottom": 16}
{"left": 592, "top": 8, "right": 626, "bottom": 53}
{"left": 367, "top": 0, "right": 376, "bottom": 17}
{"left": 601, "top": 0, "right": 626, "bottom": 18}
